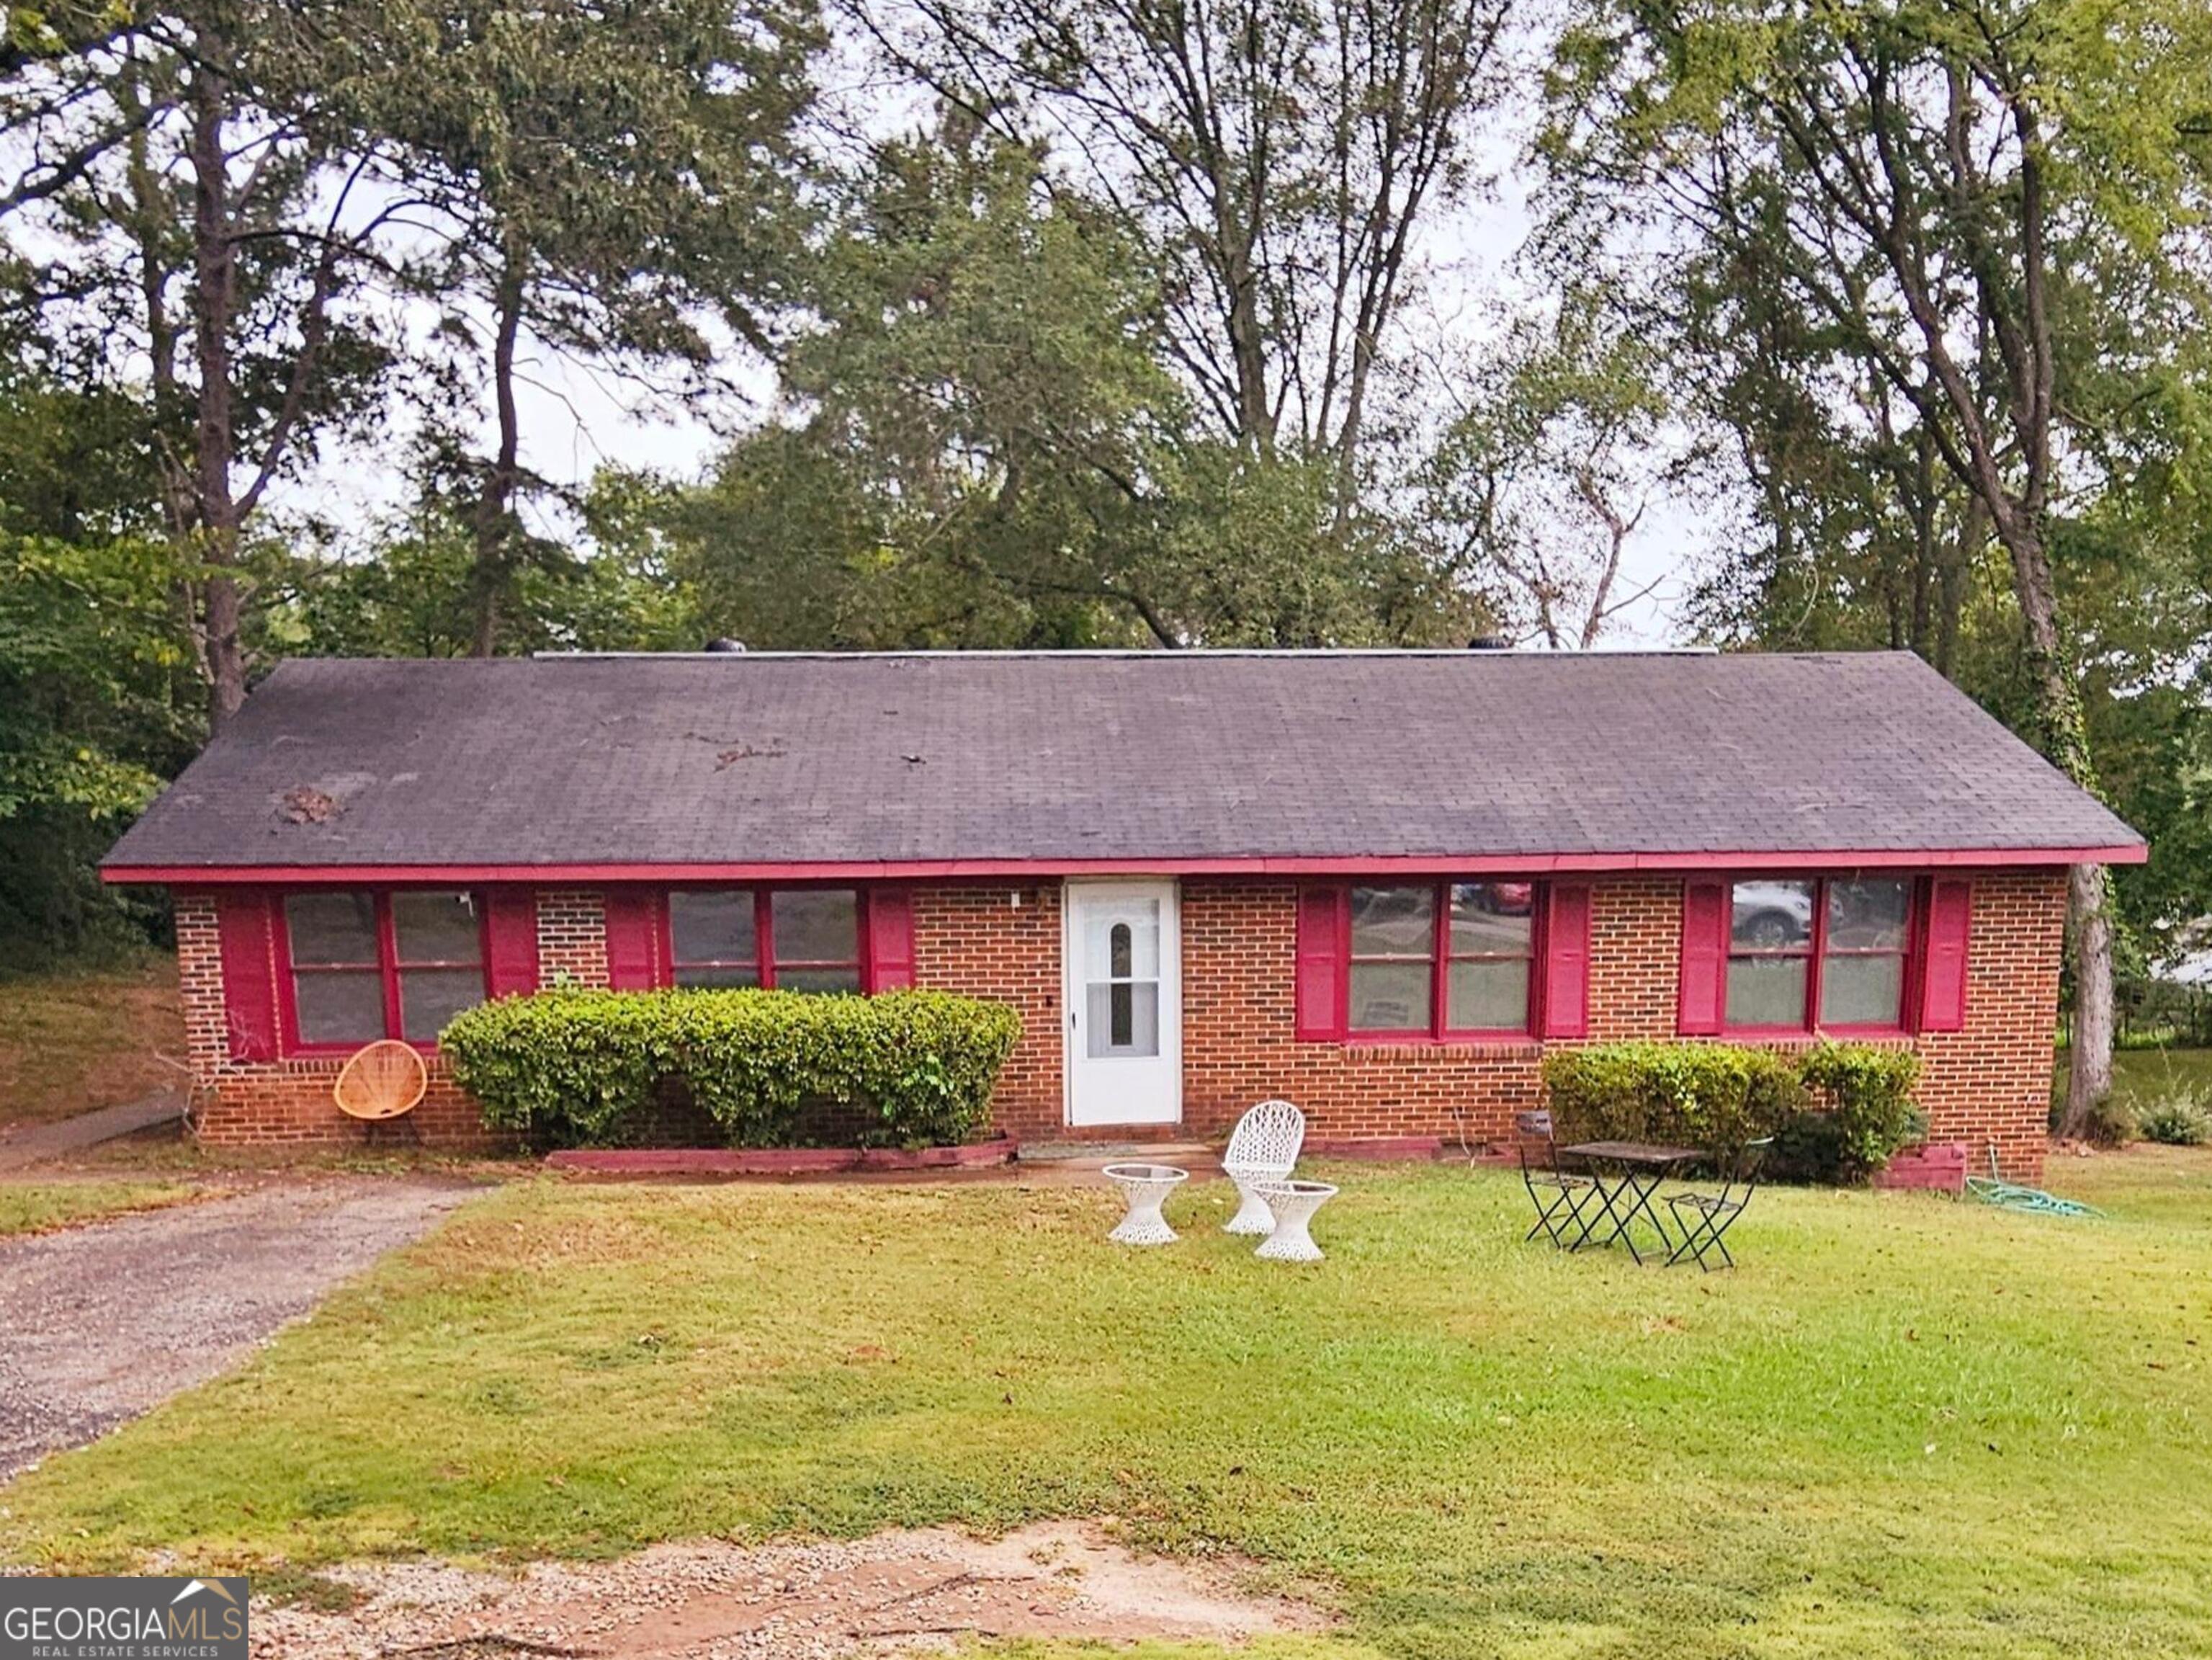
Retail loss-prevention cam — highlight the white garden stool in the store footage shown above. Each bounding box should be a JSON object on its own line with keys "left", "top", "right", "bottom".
{"left": 1103, "top": 1163, "right": 1189, "bottom": 1246}
{"left": 1222, "top": 1097, "right": 1306, "bottom": 1236}
{"left": 1253, "top": 1179, "right": 1338, "bottom": 1262}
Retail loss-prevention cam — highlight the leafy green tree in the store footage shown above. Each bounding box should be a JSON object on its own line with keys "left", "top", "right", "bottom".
{"left": 2, "top": 2, "right": 418, "bottom": 725}
{"left": 1424, "top": 298, "right": 1680, "bottom": 647}
{"left": 0, "top": 367, "right": 198, "bottom": 958}
{"left": 881, "top": 0, "right": 1513, "bottom": 498}
{"left": 665, "top": 119, "right": 1485, "bottom": 647}
{"left": 1540, "top": 0, "right": 2212, "bottom": 1122}
{"left": 358, "top": 0, "right": 822, "bottom": 656}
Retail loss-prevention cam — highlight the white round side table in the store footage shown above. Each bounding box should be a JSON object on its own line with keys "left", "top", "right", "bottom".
{"left": 1102, "top": 1163, "right": 1188, "bottom": 1246}
{"left": 1253, "top": 1179, "right": 1338, "bottom": 1262}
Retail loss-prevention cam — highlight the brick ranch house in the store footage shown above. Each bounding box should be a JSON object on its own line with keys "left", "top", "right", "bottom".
{"left": 101, "top": 650, "right": 2143, "bottom": 1172}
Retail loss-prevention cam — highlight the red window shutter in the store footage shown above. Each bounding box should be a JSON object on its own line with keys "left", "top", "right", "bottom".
{"left": 1918, "top": 877, "right": 1973, "bottom": 1032}
{"left": 216, "top": 891, "right": 281, "bottom": 1062}
{"left": 1677, "top": 879, "right": 1728, "bottom": 1035}
{"left": 604, "top": 889, "right": 661, "bottom": 990}
{"left": 1294, "top": 885, "right": 1344, "bottom": 1039}
{"left": 867, "top": 888, "right": 917, "bottom": 992}
{"left": 1541, "top": 882, "right": 1593, "bottom": 1038}
{"left": 483, "top": 889, "right": 539, "bottom": 999}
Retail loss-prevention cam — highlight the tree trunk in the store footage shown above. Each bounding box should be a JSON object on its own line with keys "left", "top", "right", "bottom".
{"left": 1997, "top": 512, "right": 2116, "bottom": 1135}
{"left": 186, "top": 43, "right": 246, "bottom": 727}
{"left": 2066, "top": 860, "right": 2118, "bottom": 1133}
{"left": 470, "top": 250, "right": 527, "bottom": 658}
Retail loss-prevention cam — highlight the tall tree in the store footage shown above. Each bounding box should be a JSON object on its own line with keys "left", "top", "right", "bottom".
{"left": 666, "top": 119, "right": 1485, "bottom": 648}
{"left": 1540, "top": 0, "right": 2212, "bottom": 1123}
{"left": 1423, "top": 299, "right": 1680, "bottom": 647}
{"left": 362, "top": 0, "right": 821, "bottom": 656}
{"left": 2, "top": 2, "right": 407, "bottom": 726}
{"left": 871, "top": 0, "right": 1512, "bottom": 498}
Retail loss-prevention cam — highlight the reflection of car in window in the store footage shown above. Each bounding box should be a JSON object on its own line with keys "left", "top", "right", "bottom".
{"left": 1731, "top": 881, "right": 1814, "bottom": 948}
{"left": 1492, "top": 881, "right": 1534, "bottom": 914}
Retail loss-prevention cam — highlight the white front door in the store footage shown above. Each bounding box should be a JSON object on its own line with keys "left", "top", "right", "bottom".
{"left": 1063, "top": 881, "right": 1181, "bottom": 1128}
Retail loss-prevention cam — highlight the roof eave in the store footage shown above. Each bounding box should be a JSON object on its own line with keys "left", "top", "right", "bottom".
{"left": 99, "top": 843, "right": 2150, "bottom": 886}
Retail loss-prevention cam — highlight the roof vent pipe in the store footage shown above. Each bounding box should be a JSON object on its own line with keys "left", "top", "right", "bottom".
{"left": 702, "top": 638, "right": 748, "bottom": 653}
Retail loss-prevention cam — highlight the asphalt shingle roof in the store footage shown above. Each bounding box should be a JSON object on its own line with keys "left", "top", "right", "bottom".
{"left": 102, "top": 651, "right": 2142, "bottom": 873}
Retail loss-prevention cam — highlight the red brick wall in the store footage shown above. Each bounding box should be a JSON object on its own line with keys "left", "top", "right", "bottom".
{"left": 171, "top": 870, "right": 2067, "bottom": 1170}
{"left": 910, "top": 883, "right": 1065, "bottom": 1140}
{"left": 1911, "top": 869, "right": 2067, "bottom": 1175}
{"left": 1174, "top": 872, "right": 2064, "bottom": 1174}
{"left": 174, "top": 887, "right": 590, "bottom": 1148}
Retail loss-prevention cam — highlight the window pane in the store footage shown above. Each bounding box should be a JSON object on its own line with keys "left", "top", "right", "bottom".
{"left": 293, "top": 970, "right": 386, "bottom": 1044}
{"left": 1350, "top": 962, "right": 1430, "bottom": 1030}
{"left": 1725, "top": 956, "right": 1808, "bottom": 1027}
{"left": 285, "top": 892, "right": 379, "bottom": 967}
{"left": 1086, "top": 981, "right": 1159, "bottom": 1057}
{"left": 1351, "top": 886, "right": 1435, "bottom": 957}
{"left": 400, "top": 967, "right": 485, "bottom": 1042}
{"left": 674, "top": 965, "right": 761, "bottom": 989}
{"left": 772, "top": 890, "right": 858, "bottom": 963}
{"left": 1730, "top": 881, "right": 1814, "bottom": 950}
{"left": 392, "top": 891, "right": 480, "bottom": 964}
{"left": 1447, "top": 959, "right": 1529, "bottom": 1030}
{"left": 1449, "top": 883, "right": 1533, "bottom": 955}
{"left": 671, "top": 890, "right": 756, "bottom": 965}
{"left": 1821, "top": 954, "right": 1905, "bottom": 1027}
{"left": 1827, "top": 879, "right": 1911, "bottom": 950}
{"left": 777, "top": 966, "right": 861, "bottom": 995}
{"left": 1085, "top": 904, "right": 1159, "bottom": 980}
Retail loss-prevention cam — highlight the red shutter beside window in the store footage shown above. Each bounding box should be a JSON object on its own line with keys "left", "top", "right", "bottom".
{"left": 215, "top": 890, "right": 281, "bottom": 1061}
{"left": 867, "top": 888, "right": 917, "bottom": 991}
{"left": 1677, "top": 879, "right": 1728, "bottom": 1035}
{"left": 1541, "top": 881, "right": 1593, "bottom": 1038}
{"left": 483, "top": 889, "right": 539, "bottom": 999}
{"left": 604, "top": 890, "right": 661, "bottom": 990}
{"left": 1294, "top": 885, "right": 1344, "bottom": 1039}
{"left": 1918, "top": 877, "right": 1973, "bottom": 1032}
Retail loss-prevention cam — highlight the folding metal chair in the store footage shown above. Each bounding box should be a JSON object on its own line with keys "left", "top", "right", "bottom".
{"left": 1515, "top": 1110, "right": 1595, "bottom": 1247}
{"left": 1665, "top": 1137, "right": 1773, "bottom": 1271}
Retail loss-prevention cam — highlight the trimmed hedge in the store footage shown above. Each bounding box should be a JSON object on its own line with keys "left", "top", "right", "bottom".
{"left": 440, "top": 988, "right": 1024, "bottom": 1151}
{"left": 1541, "top": 1041, "right": 1806, "bottom": 1152}
{"left": 1541, "top": 1039, "right": 1926, "bottom": 1184}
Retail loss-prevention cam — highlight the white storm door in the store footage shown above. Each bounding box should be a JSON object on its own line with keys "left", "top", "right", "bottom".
{"left": 1064, "top": 882, "right": 1181, "bottom": 1127}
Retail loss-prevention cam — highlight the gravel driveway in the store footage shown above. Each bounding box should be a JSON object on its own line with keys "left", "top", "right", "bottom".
{"left": 0, "top": 1178, "right": 476, "bottom": 1478}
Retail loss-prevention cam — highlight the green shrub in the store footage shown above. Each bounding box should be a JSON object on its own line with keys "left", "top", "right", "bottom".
{"left": 1540, "top": 1041, "right": 1807, "bottom": 1151}
{"left": 1541, "top": 1039, "right": 1930, "bottom": 1184}
{"left": 440, "top": 988, "right": 1024, "bottom": 1151}
{"left": 2134, "top": 1091, "right": 2210, "bottom": 1147}
{"left": 1795, "top": 1041, "right": 1925, "bottom": 1182}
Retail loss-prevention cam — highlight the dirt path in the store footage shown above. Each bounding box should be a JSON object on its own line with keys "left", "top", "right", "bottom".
{"left": 0, "top": 1178, "right": 476, "bottom": 1478}
{"left": 255, "top": 1522, "right": 1330, "bottom": 1658}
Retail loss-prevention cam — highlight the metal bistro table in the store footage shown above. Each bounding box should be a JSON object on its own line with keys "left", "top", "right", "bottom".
{"left": 1559, "top": 1141, "right": 1703, "bottom": 1264}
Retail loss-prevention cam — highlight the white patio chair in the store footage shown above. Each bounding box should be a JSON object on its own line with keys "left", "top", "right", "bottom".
{"left": 1222, "top": 1098, "right": 1306, "bottom": 1235}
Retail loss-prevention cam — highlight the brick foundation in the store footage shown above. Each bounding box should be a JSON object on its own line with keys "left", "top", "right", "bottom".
{"left": 171, "top": 870, "right": 2067, "bottom": 1172}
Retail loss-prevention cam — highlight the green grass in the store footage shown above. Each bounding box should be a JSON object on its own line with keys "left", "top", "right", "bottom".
{"left": 0, "top": 955, "right": 184, "bottom": 1130}
{"left": 0, "top": 1179, "right": 200, "bottom": 1236}
{"left": 2054, "top": 1045, "right": 2212, "bottom": 1111}
{"left": 2108, "top": 1048, "right": 2212, "bottom": 1111}
{"left": 4, "top": 1157, "right": 2211, "bottom": 1658}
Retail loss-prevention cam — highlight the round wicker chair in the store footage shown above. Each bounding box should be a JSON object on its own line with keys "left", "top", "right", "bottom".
{"left": 1222, "top": 1097, "right": 1306, "bottom": 1235}
{"left": 333, "top": 1039, "right": 428, "bottom": 1140}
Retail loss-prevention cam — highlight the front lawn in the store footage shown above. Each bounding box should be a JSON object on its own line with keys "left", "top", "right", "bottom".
{"left": 4, "top": 1156, "right": 2209, "bottom": 1658}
